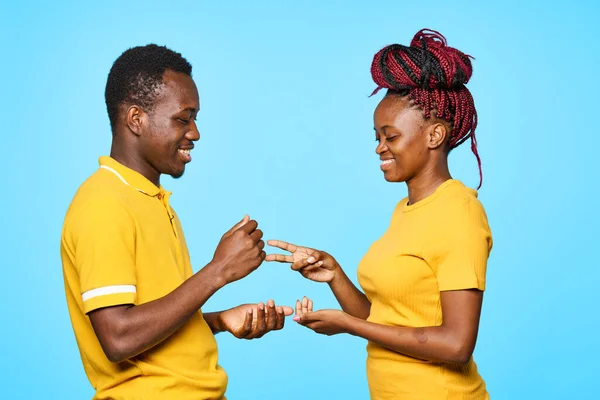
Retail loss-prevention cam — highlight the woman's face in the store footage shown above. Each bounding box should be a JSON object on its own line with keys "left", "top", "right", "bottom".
{"left": 373, "top": 95, "right": 434, "bottom": 183}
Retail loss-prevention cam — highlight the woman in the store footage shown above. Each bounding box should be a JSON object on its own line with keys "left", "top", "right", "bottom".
{"left": 266, "top": 29, "right": 492, "bottom": 399}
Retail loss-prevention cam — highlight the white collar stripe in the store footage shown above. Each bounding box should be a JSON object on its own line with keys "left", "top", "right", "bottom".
{"left": 100, "top": 165, "right": 148, "bottom": 195}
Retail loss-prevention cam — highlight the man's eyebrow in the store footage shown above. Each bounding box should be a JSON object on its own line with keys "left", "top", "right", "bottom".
{"left": 179, "top": 107, "right": 197, "bottom": 113}
{"left": 175, "top": 107, "right": 197, "bottom": 118}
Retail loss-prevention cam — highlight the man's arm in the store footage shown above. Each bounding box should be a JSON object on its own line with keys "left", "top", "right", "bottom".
{"left": 89, "top": 264, "right": 225, "bottom": 362}
{"left": 89, "top": 217, "right": 265, "bottom": 363}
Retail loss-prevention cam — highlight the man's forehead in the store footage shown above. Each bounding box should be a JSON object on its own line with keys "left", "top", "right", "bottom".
{"left": 163, "top": 72, "right": 197, "bottom": 93}
{"left": 157, "top": 71, "right": 199, "bottom": 108}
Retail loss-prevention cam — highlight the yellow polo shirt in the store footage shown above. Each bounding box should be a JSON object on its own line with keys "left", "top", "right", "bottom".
{"left": 61, "top": 156, "right": 228, "bottom": 400}
{"left": 357, "top": 179, "right": 492, "bottom": 400}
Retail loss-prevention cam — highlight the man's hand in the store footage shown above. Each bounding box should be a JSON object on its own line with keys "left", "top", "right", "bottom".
{"left": 217, "top": 300, "right": 294, "bottom": 339}
{"left": 265, "top": 240, "right": 339, "bottom": 283}
{"left": 210, "top": 216, "right": 266, "bottom": 284}
{"left": 293, "top": 296, "right": 351, "bottom": 336}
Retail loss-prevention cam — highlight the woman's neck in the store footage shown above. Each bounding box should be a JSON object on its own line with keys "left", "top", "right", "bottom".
{"left": 406, "top": 163, "right": 451, "bottom": 205}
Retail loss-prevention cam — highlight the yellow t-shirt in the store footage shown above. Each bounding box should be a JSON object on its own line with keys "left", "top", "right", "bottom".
{"left": 357, "top": 179, "right": 492, "bottom": 400}
{"left": 61, "top": 156, "right": 228, "bottom": 400}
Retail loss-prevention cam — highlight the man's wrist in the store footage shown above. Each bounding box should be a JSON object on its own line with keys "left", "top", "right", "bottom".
{"left": 200, "top": 260, "right": 228, "bottom": 292}
{"left": 204, "top": 311, "right": 225, "bottom": 334}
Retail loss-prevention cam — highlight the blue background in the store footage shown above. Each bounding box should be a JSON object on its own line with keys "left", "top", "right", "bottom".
{"left": 1, "top": 1, "right": 598, "bottom": 399}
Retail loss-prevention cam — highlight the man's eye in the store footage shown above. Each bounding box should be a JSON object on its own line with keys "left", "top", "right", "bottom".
{"left": 178, "top": 118, "right": 189, "bottom": 125}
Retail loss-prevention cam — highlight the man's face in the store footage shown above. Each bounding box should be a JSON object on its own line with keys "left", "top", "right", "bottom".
{"left": 141, "top": 70, "right": 200, "bottom": 179}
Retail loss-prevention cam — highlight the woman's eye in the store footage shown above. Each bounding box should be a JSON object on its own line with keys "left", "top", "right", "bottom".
{"left": 386, "top": 135, "right": 398, "bottom": 142}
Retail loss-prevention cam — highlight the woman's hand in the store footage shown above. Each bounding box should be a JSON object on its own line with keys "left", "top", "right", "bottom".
{"left": 292, "top": 296, "right": 351, "bottom": 336}
{"left": 265, "top": 240, "right": 339, "bottom": 283}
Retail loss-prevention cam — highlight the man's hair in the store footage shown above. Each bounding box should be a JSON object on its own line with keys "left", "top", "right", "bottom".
{"left": 105, "top": 44, "right": 193, "bottom": 130}
{"left": 370, "top": 29, "right": 482, "bottom": 188}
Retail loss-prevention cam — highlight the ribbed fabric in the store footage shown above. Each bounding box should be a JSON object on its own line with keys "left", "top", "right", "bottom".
{"left": 357, "top": 179, "right": 492, "bottom": 400}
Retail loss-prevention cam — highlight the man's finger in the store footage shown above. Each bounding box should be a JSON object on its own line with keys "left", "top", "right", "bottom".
{"left": 266, "top": 240, "right": 298, "bottom": 253}
{"left": 241, "top": 309, "right": 253, "bottom": 337}
{"left": 302, "top": 296, "right": 309, "bottom": 314}
{"left": 254, "top": 302, "right": 266, "bottom": 336}
{"left": 275, "top": 306, "right": 285, "bottom": 330}
{"left": 264, "top": 254, "right": 294, "bottom": 263}
{"left": 224, "top": 215, "right": 250, "bottom": 237}
{"left": 257, "top": 240, "right": 265, "bottom": 251}
{"left": 308, "top": 299, "right": 313, "bottom": 313}
{"left": 240, "top": 220, "right": 259, "bottom": 235}
{"left": 281, "top": 306, "right": 294, "bottom": 316}
{"left": 250, "top": 229, "right": 263, "bottom": 243}
{"left": 265, "top": 300, "right": 277, "bottom": 330}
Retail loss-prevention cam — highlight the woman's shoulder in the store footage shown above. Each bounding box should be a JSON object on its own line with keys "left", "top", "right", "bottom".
{"left": 435, "top": 180, "right": 490, "bottom": 230}
{"left": 442, "top": 179, "right": 486, "bottom": 209}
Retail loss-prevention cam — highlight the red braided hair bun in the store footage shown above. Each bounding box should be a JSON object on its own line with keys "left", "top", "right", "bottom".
{"left": 370, "top": 29, "right": 483, "bottom": 189}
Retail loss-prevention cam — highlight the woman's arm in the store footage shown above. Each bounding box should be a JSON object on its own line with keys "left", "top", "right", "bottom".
{"left": 327, "top": 262, "right": 371, "bottom": 320}
{"left": 297, "top": 289, "right": 483, "bottom": 364}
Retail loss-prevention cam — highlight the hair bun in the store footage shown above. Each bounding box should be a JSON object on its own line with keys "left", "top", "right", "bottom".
{"left": 371, "top": 29, "right": 473, "bottom": 93}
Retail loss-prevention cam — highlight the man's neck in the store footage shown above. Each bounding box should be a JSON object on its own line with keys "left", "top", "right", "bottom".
{"left": 109, "top": 145, "right": 161, "bottom": 187}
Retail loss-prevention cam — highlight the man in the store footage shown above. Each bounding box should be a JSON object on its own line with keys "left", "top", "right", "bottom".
{"left": 60, "top": 44, "right": 292, "bottom": 399}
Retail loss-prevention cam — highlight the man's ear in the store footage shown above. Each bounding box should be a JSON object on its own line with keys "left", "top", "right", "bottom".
{"left": 125, "top": 105, "right": 146, "bottom": 136}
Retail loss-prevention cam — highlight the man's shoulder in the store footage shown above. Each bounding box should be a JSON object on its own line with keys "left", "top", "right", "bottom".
{"left": 64, "top": 168, "right": 133, "bottom": 222}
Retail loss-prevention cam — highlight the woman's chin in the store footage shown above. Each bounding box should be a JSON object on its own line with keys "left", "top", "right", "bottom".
{"left": 382, "top": 171, "right": 405, "bottom": 183}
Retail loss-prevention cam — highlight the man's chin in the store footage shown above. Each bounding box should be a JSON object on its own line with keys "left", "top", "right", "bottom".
{"left": 168, "top": 167, "right": 185, "bottom": 180}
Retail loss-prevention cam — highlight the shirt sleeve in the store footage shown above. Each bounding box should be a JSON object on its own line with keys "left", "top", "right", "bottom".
{"left": 433, "top": 197, "right": 492, "bottom": 291}
{"left": 70, "top": 196, "right": 138, "bottom": 313}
